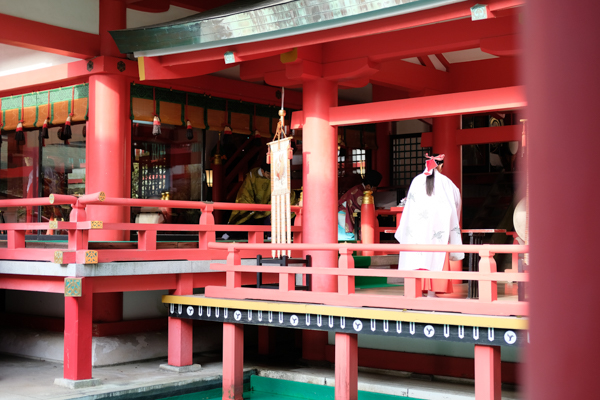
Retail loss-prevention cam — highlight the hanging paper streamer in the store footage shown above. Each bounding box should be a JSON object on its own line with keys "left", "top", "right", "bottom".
{"left": 268, "top": 137, "right": 292, "bottom": 258}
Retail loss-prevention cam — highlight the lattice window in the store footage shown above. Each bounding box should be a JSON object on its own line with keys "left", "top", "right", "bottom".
{"left": 391, "top": 134, "right": 431, "bottom": 187}
{"left": 132, "top": 142, "right": 169, "bottom": 199}
{"left": 351, "top": 149, "right": 366, "bottom": 177}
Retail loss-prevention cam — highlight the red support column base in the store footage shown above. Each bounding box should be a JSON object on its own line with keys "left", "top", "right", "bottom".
{"left": 335, "top": 332, "right": 358, "bottom": 400}
{"left": 475, "top": 345, "right": 501, "bottom": 400}
{"left": 223, "top": 322, "right": 244, "bottom": 400}
{"left": 63, "top": 277, "right": 93, "bottom": 381}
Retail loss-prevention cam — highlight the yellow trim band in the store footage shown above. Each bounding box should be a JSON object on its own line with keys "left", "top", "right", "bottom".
{"left": 138, "top": 57, "right": 146, "bottom": 81}
{"left": 162, "top": 295, "right": 528, "bottom": 330}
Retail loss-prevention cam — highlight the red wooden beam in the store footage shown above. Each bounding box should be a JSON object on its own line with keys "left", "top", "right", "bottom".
{"left": 370, "top": 59, "right": 450, "bottom": 93}
{"left": 0, "top": 13, "right": 99, "bottom": 59}
{"left": 323, "top": 13, "right": 520, "bottom": 64}
{"left": 320, "top": 86, "right": 526, "bottom": 128}
{"left": 455, "top": 124, "right": 521, "bottom": 145}
{"left": 139, "top": 56, "right": 236, "bottom": 80}
{"left": 0, "top": 56, "right": 138, "bottom": 96}
{"left": 0, "top": 274, "right": 64, "bottom": 293}
{"left": 449, "top": 56, "right": 520, "bottom": 93}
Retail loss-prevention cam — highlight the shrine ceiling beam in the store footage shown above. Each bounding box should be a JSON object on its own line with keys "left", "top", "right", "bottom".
{"left": 291, "top": 86, "right": 526, "bottom": 128}
{"left": 370, "top": 59, "right": 451, "bottom": 93}
{"left": 323, "top": 14, "right": 520, "bottom": 64}
{"left": 455, "top": 124, "right": 521, "bottom": 145}
{"left": 449, "top": 56, "right": 519, "bottom": 92}
{"left": 0, "top": 13, "right": 99, "bottom": 59}
{"left": 138, "top": 56, "right": 236, "bottom": 81}
{"left": 150, "top": 75, "right": 303, "bottom": 109}
{"left": 0, "top": 56, "right": 138, "bottom": 96}
{"left": 150, "top": 0, "right": 524, "bottom": 68}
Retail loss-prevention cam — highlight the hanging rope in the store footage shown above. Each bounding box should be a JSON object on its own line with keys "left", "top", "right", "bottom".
{"left": 152, "top": 87, "right": 161, "bottom": 136}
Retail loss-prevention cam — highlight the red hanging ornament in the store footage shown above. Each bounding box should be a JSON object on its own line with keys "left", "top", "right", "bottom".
{"left": 186, "top": 120, "right": 193, "bottom": 140}
{"left": 15, "top": 95, "right": 25, "bottom": 143}
{"left": 152, "top": 115, "right": 161, "bottom": 136}
{"left": 15, "top": 121, "right": 24, "bottom": 142}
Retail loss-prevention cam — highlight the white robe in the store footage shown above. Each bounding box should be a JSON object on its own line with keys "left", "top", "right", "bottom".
{"left": 395, "top": 171, "right": 464, "bottom": 271}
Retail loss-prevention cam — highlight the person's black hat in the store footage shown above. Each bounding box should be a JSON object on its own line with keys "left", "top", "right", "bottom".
{"left": 363, "top": 170, "right": 382, "bottom": 187}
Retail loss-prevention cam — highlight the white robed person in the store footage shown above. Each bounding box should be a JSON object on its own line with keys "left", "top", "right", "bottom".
{"left": 394, "top": 154, "right": 464, "bottom": 297}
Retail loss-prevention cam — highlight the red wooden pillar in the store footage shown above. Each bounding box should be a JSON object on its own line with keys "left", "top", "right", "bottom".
{"left": 87, "top": 0, "right": 128, "bottom": 241}
{"left": 524, "top": 2, "right": 600, "bottom": 399}
{"left": 223, "top": 322, "right": 244, "bottom": 400}
{"left": 432, "top": 116, "right": 461, "bottom": 192}
{"left": 360, "top": 191, "right": 376, "bottom": 256}
{"left": 302, "top": 77, "right": 338, "bottom": 361}
{"left": 168, "top": 274, "right": 194, "bottom": 367}
{"left": 433, "top": 116, "right": 462, "bottom": 282}
{"left": 335, "top": 332, "right": 358, "bottom": 400}
{"left": 474, "top": 345, "right": 501, "bottom": 400}
{"left": 63, "top": 277, "right": 93, "bottom": 381}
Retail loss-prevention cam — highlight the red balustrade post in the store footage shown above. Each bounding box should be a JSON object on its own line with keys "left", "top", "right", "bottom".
{"left": 279, "top": 267, "right": 295, "bottom": 292}
{"left": 335, "top": 332, "right": 358, "bottom": 400}
{"left": 478, "top": 251, "right": 498, "bottom": 303}
{"left": 338, "top": 248, "right": 355, "bottom": 295}
{"left": 360, "top": 191, "right": 376, "bottom": 256}
{"left": 223, "top": 322, "right": 244, "bottom": 400}
{"left": 404, "top": 276, "right": 422, "bottom": 299}
{"left": 199, "top": 204, "right": 215, "bottom": 250}
{"left": 7, "top": 230, "right": 25, "bottom": 250}
{"left": 168, "top": 274, "right": 194, "bottom": 367}
{"left": 474, "top": 345, "right": 502, "bottom": 400}
{"left": 226, "top": 247, "right": 242, "bottom": 289}
{"left": 138, "top": 230, "right": 157, "bottom": 250}
{"left": 68, "top": 204, "right": 89, "bottom": 251}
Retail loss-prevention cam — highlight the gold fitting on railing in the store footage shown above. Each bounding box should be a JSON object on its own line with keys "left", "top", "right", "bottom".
{"left": 85, "top": 250, "right": 98, "bottom": 264}
{"left": 91, "top": 221, "right": 103, "bottom": 229}
{"left": 98, "top": 192, "right": 106, "bottom": 202}
{"left": 49, "top": 194, "right": 55, "bottom": 204}
{"left": 49, "top": 220, "right": 58, "bottom": 229}
{"left": 362, "top": 190, "right": 374, "bottom": 205}
{"left": 54, "top": 251, "right": 63, "bottom": 264}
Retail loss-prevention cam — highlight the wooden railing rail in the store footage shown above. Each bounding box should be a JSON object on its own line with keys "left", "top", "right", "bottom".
{"left": 206, "top": 242, "right": 529, "bottom": 317}
{"left": 0, "top": 194, "right": 303, "bottom": 264}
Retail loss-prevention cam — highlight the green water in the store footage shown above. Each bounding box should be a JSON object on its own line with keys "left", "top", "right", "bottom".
{"left": 161, "top": 376, "right": 422, "bottom": 400}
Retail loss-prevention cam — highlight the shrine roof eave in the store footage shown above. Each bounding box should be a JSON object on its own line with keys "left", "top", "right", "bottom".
{"left": 110, "top": 0, "right": 467, "bottom": 58}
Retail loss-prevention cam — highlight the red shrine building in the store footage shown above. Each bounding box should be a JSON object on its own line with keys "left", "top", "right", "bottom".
{"left": 0, "top": 1, "right": 598, "bottom": 400}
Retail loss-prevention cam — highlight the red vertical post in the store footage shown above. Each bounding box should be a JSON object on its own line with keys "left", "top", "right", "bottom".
{"left": 198, "top": 204, "right": 215, "bottom": 250}
{"left": 302, "top": 78, "right": 338, "bottom": 289}
{"left": 257, "top": 326, "right": 270, "bottom": 355}
{"left": 64, "top": 277, "right": 93, "bottom": 380}
{"left": 302, "top": 77, "right": 338, "bottom": 361}
{"left": 335, "top": 332, "right": 358, "bottom": 400}
{"left": 474, "top": 345, "right": 501, "bottom": 400}
{"left": 168, "top": 274, "right": 194, "bottom": 367}
{"left": 432, "top": 116, "right": 461, "bottom": 192}
{"left": 223, "top": 322, "right": 244, "bottom": 400}
{"left": 360, "top": 191, "right": 376, "bottom": 256}
{"left": 338, "top": 248, "right": 355, "bottom": 295}
{"left": 87, "top": 0, "right": 128, "bottom": 241}
{"left": 524, "top": 2, "right": 600, "bottom": 399}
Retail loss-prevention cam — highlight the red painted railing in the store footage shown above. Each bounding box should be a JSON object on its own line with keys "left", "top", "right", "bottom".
{"left": 206, "top": 242, "right": 529, "bottom": 317}
{"left": 0, "top": 193, "right": 303, "bottom": 264}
